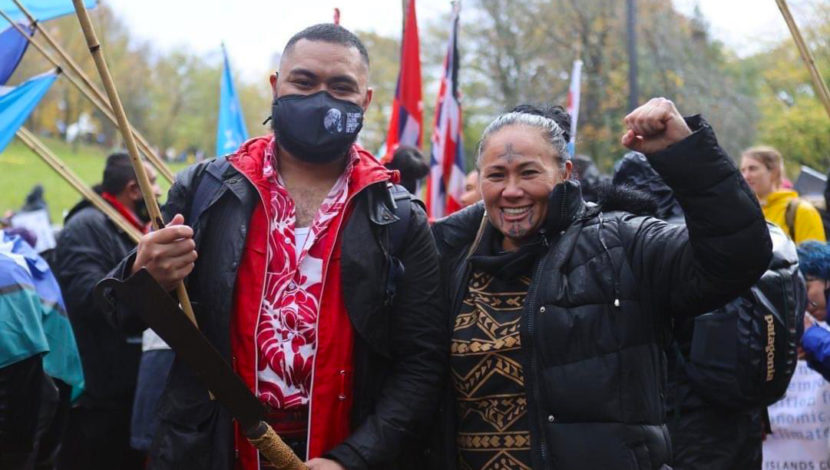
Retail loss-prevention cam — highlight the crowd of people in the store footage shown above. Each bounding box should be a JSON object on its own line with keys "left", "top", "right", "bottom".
{"left": 1, "top": 22, "right": 828, "bottom": 470}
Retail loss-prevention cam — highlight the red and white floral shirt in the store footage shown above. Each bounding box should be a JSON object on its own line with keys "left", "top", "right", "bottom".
{"left": 255, "top": 142, "right": 356, "bottom": 409}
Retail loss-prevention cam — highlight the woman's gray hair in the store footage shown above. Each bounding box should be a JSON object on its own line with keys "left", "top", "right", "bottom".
{"left": 476, "top": 111, "right": 570, "bottom": 169}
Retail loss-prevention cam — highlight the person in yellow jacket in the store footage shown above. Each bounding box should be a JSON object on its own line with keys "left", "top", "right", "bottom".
{"left": 740, "top": 145, "right": 826, "bottom": 243}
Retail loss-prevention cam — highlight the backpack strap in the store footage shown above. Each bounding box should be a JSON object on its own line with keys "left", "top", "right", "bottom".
{"left": 384, "top": 184, "right": 413, "bottom": 307}
{"left": 387, "top": 184, "right": 412, "bottom": 257}
{"left": 785, "top": 198, "right": 800, "bottom": 241}
{"left": 188, "top": 157, "right": 231, "bottom": 227}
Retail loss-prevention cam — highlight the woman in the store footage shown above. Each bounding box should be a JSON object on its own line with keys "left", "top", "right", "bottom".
{"left": 740, "top": 146, "right": 825, "bottom": 243}
{"left": 430, "top": 98, "right": 772, "bottom": 469}
{"left": 797, "top": 241, "right": 830, "bottom": 381}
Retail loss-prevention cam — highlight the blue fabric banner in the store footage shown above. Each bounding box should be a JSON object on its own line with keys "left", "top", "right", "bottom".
{"left": 0, "top": 23, "right": 32, "bottom": 85}
{"left": 216, "top": 45, "right": 248, "bottom": 156}
{"left": 0, "top": 0, "right": 96, "bottom": 24}
{"left": 0, "top": 71, "right": 56, "bottom": 152}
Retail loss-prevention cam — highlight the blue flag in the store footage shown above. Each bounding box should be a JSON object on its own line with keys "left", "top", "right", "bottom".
{"left": 216, "top": 45, "right": 248, "bottom": 156}
{"left": 0, "top": 71, "right": 57, "bottom": 152}
{"left": 0, "top": 23, "right": 33, "bottom": 85}
{"left": 0, "top": 0, "right": 96, "bottom": 24}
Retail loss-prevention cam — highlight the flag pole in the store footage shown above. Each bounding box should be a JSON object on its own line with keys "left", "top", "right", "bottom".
{"left": 0, "top": 7, "right": 174, "bottom": 183}
{"left": 774, "top": 0, "right": 830, "bottom": 119}
{"left": 15, "top": 126, "right": 142, "bottom": 243}
{"left": 70, "top": 0, "right": 196, "bottom": 328}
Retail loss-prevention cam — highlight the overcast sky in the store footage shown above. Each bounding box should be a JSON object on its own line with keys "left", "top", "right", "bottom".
{"left": 102, "top": 0, "right": 799, "bottom": 84}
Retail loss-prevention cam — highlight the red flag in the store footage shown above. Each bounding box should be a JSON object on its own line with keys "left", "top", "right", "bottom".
{"left": 383, "top": 0, "right": 422, "bottom": 163}
{"left": 426, "top": 2, "right": 464, "bottom": 219}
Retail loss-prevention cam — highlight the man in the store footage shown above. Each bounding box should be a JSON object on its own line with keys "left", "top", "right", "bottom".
{"left": 102, "top": 24, "right": 446, "bottom": 470}
{"left": 383, "top": 145, "right": 429, "bottom": 195}
{"left": 54, "top": 153, "right": 159, "bottom": 470}
{"left": 458, "top": 170, "right": 480, "bottom": 207}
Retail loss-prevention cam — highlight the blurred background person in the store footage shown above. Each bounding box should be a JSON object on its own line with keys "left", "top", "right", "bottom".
{"left": 384, "top": 145, "right": 430, "bottom": 195}
{"left": 797, "top": 241, "right": 830, "bottom": 381}
{"left": 458, "top": 170, "right": 481, "bottom": 208}
{"left": 0, "top": 230, "right": 83, "bottom": 470}
{"left": 571, "top": 154, "right": 610, "bottom": 203}
{"left": 54, "top": 153, "right": 159, "bottom": 470}
{"left": 740, "top": 145, "right": 825, "bottom": 243}
{"left": 613, "top": 151, "right": 684, "bottom": 223}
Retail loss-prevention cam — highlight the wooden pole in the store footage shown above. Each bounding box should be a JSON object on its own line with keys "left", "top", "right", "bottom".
{"left": 626, "top": 0, "right": 638, "bottom": 112}
{"left": 775, "top": 0, "right": 830, "bottom": 119}
{"left": 15, "top": 127, "right": 142, "bottom": 243}
{"left": 71, "top": 0, "right": 197, "bottom": 327}
{"left": 0, "top": 7, "right": 174, "bottom": 183}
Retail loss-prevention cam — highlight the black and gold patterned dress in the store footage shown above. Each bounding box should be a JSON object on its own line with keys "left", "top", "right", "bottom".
{"left": 451, "top": 269, "right": 532, "bottom": 470}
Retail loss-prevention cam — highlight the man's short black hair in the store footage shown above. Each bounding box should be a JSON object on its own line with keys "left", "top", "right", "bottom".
{"left": 283, "top": 23, "right": 369, "bottom": 67}
{"left": 385, "top": 146, "right": 429, "bottom": 194}
{"left": 101, "top": 152, "right": 137, "bottom": 195}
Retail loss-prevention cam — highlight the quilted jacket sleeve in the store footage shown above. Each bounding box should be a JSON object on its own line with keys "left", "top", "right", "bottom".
{"left": 618, "top": 115, "right": 773, "bottom": 317}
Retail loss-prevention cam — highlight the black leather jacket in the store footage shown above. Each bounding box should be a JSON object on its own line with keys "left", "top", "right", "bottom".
{"left": 101, "top": 155, "right": 447, "bottom": 470}
{"left": 54, "top": 199, "right": 140, "bottom": 409}
{"left": 430, "top": 117, "right": 773, "bottom": 469}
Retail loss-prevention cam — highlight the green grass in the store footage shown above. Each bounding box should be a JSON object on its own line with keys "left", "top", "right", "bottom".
{"left": 0, "top": 135, "right": 189, "bottom": 225}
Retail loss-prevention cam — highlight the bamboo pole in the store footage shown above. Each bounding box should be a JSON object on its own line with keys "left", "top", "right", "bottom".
{"left": 774, "top": 0, "right": 830, "bottom": 119}
{"left": 15, "top": 126, "right": 142, "bottom": 243}
{"left": 71, "top": 0, "right": 196, "bottom": 327}
{"left": 0, "top": 8, "right": 174, "bottom": 183}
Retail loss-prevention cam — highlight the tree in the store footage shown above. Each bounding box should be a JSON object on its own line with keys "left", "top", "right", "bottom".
{"left": 448, "top": 0, "right": 759, "bottom": 170}
{"left": 746, "top": 2, "right": 830, "bottom": 173}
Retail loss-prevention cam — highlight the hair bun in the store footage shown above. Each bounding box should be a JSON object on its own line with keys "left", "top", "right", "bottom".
{"left": 510, "top": 104, "right": 571, "bottom": 142}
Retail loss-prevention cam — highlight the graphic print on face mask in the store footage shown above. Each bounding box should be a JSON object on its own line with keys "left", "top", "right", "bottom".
{"left": 271, "top": 91, "right": 364, "bottom": 164}
{"left": 324, "top": 109, "right": 343, "bottom": 133}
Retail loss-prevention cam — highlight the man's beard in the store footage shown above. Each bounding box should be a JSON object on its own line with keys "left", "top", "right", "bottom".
{"left": 134, "top": 197, "right": 151, "bottom": 224}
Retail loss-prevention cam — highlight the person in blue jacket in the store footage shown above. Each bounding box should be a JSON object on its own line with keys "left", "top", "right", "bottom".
{"left": 797, "top": 241, "right": 830, "bottom": 380}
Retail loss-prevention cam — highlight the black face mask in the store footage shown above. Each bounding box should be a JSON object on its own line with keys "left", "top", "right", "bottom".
{"left": 270, "top": 91, "right": 364, "bottom": 164}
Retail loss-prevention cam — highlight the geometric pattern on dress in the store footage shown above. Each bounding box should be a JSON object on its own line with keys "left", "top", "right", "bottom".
{"left": 452, "top": 271, "right": 534, "bottom": 470}
{"left": 452, "top": 355, "right": 524, "bottom": 398}
{"left": 457, "top": 431, "right": 531, "bottom": 450}
{"left": 457, "top": 395, "right": 528, "bottom": 432}
{"left": 479, "top": 451, "right": 533, "bottom": 470}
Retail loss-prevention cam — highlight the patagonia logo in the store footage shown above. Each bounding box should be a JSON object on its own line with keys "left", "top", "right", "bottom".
{"left": 765, "top": 314, "right": 776, "bottom": 382}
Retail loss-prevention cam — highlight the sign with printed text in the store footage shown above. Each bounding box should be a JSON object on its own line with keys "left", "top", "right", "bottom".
{"left": 764, "top": 360, "right": 830, "bottom": 470}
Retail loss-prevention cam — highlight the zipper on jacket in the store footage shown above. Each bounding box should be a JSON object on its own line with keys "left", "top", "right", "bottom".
{"left": 523, "top": 253, "right": 551, "bottom": 467}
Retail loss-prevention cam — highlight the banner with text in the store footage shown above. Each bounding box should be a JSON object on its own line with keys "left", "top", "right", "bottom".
{"left": 764, "top": 360, "right": 830, "bottom": 469}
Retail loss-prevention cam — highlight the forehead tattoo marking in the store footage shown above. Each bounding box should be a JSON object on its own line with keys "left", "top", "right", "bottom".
{"left": 500, "top": 143, "right": 518, "bottom": 165}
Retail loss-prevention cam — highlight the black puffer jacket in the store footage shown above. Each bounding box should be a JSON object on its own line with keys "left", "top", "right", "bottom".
{"left": 100, "top": 156, "right": 447, "bottom": 470}
{"left": 54, "top": 199, "right": 141, "bottom": 409}
{"left": 430, "top": 117, "right": 772, "bottom": 469}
